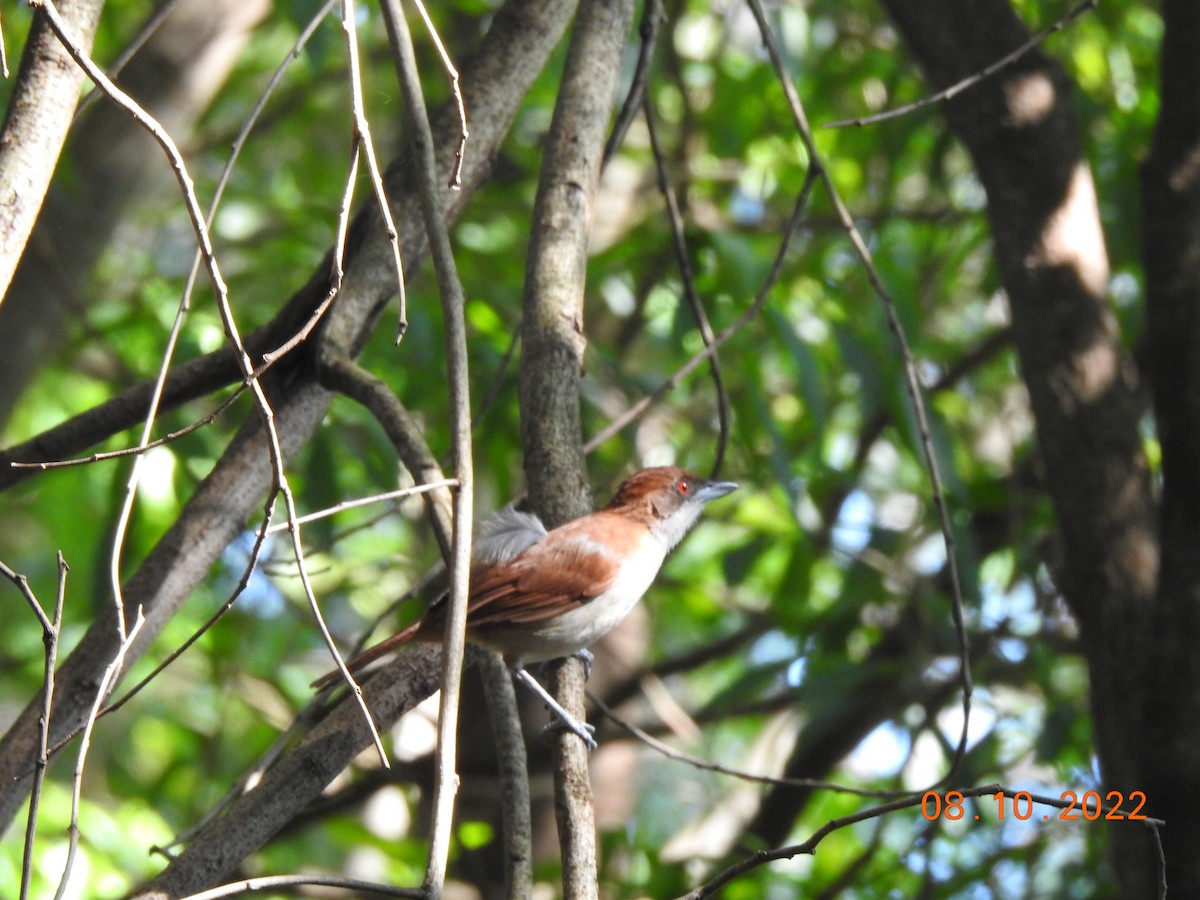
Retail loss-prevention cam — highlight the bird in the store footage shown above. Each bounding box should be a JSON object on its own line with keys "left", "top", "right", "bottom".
{"left": 315, "top": 466, "right": 738, "bottom": 749}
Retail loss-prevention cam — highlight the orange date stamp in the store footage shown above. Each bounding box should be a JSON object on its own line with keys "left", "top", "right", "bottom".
{"left": 921, "top": 790, "right": 1148, "bottom": 822}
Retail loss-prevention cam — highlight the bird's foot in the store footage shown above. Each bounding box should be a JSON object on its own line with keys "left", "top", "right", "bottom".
{"left": 540, "top": 714, "right": 598, "bottom": 751}
{"left": 512, "top": 666, "right": 598, "bottom": 752}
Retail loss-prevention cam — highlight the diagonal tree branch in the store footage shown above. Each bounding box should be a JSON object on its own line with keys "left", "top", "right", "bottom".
{"left": 0, "top": 0, "right": 579, "bottom": 838}
{"left": 132, "top": 646, "right": 444, "bottom": 899}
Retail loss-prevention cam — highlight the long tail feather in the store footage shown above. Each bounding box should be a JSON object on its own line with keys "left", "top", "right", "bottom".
{"left": 311, "top": 619, "right": 424, "bottom": 689}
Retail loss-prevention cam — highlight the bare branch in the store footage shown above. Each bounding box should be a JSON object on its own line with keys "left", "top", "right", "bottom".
{"left": 8, "top": 386, "right": 247, "bottom": 470}
{"left": 0, "top": 11, "right": 8, "bottom": 78}
{"left": 603, "top": 0, "right": 663, "bottom": 163}
{"left": 825, "top": 0, "right": 1098, "bottom": 129}
{"left": 477, "top": 650, "right": 534, "bottom": 900}
{"left": 73, "top": 0, "right": 186, "bottom": 119}
{"left": 6, "top": 555, "right": 66, "bottom": 900}
{"left": 220, "top": 0, "right": 341, "bottom": 367}
{"left": 177, "top": 874, "right": 423, "bottom": 899}
{"left": 585, "top": 170, "right": 818, "bottom": 455}
{"left": 518, "top": 1, "right": 635, "bottom": 897}
{"left": 590, "top": 692, "right": 907, "bottom": 799}
{"left": 54, "top": 607, "right": 145, "bottom": 900}
{"left": 679, "top": 784, "right": 1166, "bottom": 899}
{"left": 267, "top": 480, "right": 459, "bottom": 533}
{"left": 407, "top": 0, "right": 469, "bottom": 188}
{"left": 642, "top": 93, "right": 732, "bottom": 477}
{"left": 377, "top": 0, "right": 474, "bottom": 889}
{"left": 341, "top": 0, "right": 408, "bottom": 340}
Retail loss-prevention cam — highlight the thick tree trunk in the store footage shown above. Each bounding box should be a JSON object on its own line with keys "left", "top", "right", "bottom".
{"left": 880, "top": 1, "right": 1164, "bottom": 895}
{"left": 0, "top": 0, "right": 270, "bottom": 430}
{"left": 1140, "top": 1, "right": 1200, "bottom": 896}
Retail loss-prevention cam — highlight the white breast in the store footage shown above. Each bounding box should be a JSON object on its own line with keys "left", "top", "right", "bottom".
{"left": 494, "top": 535, "right": 667, "bottom": 665}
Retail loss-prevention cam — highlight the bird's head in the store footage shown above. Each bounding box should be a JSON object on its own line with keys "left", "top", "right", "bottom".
{"left": 606, "top": 466, "right": 738, "bottom": 550}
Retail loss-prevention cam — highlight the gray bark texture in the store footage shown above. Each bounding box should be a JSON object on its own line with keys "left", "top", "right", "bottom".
{"left": 0, "top": 0, "right": 578, "bottom": 865}
{"left": 517, "top": 0, "right": 636, "bottom": 897}
{"left": 0, "top": 0, "right": 106, "bottom": 307}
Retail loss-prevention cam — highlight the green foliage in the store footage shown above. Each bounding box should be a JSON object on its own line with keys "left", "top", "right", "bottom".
{"left": 0, "top": 0, "right": 1164, "bottom": 897}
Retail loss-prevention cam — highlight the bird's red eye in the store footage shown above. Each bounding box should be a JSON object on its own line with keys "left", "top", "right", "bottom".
{"left": 677, "top": 479, "right": 690, "bottom": 495}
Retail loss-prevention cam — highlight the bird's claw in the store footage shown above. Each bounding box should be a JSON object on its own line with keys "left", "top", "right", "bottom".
{"left": 512, "top": 666, "right": 598, "bottom": 752}
{"left": 541, "top": 714, "right": 598, "bottom": 752}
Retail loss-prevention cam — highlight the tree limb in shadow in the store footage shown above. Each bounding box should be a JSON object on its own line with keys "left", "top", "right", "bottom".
{"left": 0, "top": 0, "right": 580, "bottom": 840}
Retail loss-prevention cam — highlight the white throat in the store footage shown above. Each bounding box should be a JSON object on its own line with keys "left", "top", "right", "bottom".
{"left": 650, "top": 501, "right": 706, "bottom": 552}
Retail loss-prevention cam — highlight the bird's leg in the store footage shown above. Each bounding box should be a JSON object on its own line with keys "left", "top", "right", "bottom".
{"left": 511, "top": 666, "right": 597, "bottom": 751}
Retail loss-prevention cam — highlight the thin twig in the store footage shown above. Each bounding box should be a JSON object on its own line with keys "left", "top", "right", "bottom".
{"left": 642, "top": 93, "right": 731, "bottom": 477}
{"left": 379, "top": 1, "right": 474, "bottom": 893}
{"left": 408, "top": 0, "right": 468, "bottom": 188}
{"left": 30, "top": 0, "right": 391, "bottom": 768}
{"left": 825, "top": 0, "right": 1099, "bottom": 129}
{"left": 590, "top": 692, "right": 909, "bottom": 799}
{"left": 279, "top": 484, "right": 391, "bottom": 769}
{"left": 746, "top": 0, "right": 974, "bottom": 786}
{"left": 176, "top": 873, "right": 424, "bottom": 899}
{"left": 5, "top": 556, "right": 66, "bottom": 900}
{"left": 340, "top": 0, "right": 407, "bottom": 341}
{"left": 265, "top": 479, "right": 459, "bottom": 533}
{"left": 73, "top": 0, "right": 185, "bottom": 119}
{"left": 8, "top": 386, "right": 248, "bottom": 470}
{"left": 0, "top": 9, "right": 10, "bottom": 78}
{"left": 53, "top": 607, "right": 145, "bottom": 900}
{"left": 584, "top": 169, "right": 818, "bottom": 454}
{"left": 264, "top": 137, "right": 356, "bottom": 365}
{"left": 216, "top": 0, "right": 341, "bottom": 367}
{"left": 1151, "top": 819, "right": 1168, "bottom": 900}
{"left": 679, "top": 783, "right": 1166, "bottom": 899}
{"left": 471, "top": 329, "right": 521, "bottom": 431}
{"left": 603, "top": 0, "right": 663, "bottom": 163}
